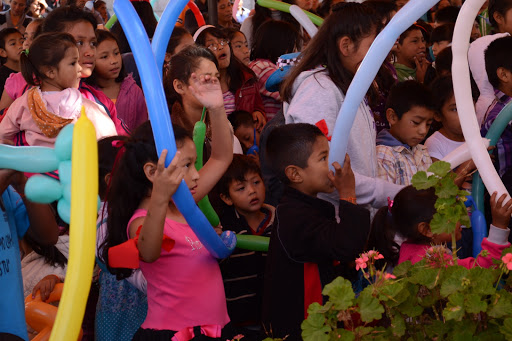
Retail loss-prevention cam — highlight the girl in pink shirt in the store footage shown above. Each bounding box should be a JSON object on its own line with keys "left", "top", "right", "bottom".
{"left": 101, "top": 61, "right": 234, "bottom": 340}
{"left": 369, "top": 186, "right": 512, "bottom": 270}
{"left": 0, "top": 32, "right": 116, "bottom": 147}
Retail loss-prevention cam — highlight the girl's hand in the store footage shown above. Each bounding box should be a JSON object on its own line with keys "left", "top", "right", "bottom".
{"left": 414, "top": 56, "right": 431, "bottom": 84}
{"left": 32, "top": 274, "right": 61, "bottom": 301}
{"left": 188, "top": 73, "right": 224, "bottom": 110}
{"left": 490, "top": 192, "right": 512, "bottom": 229}
{"left": 328, "top": 154, "right": 356, "bottom": 199}
{"left": 252, "top": 111, "right": 266, "bottom": 131}
{"left": 151, "top": 150, "right": 186, "bottom": 204}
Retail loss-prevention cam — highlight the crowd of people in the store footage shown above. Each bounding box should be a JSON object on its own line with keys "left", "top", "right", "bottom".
{"left": 2, "top": 0, "right": 512, "bottom": 340}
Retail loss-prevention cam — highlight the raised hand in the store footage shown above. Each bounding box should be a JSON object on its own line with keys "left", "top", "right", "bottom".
{"left": 188, "top": 73, "right": 224, "bottom": 110}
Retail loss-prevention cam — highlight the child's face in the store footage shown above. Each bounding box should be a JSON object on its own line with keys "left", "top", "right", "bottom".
{"left": 66, "top": 20, "right": 97, "bottom": 78}
{"left": 495, "top": 7, "right": 512, "bottom": 35}
{"left": 471, "top": 21, "right": 481, "bottom": 41}
{"left": 224, "top": 171, "right": 266, "bottom": 215}
{"left": 234, "top": 124, "right": 259, "bottom": 152}
{"left": 432, "top": 40, "right": 450, "bottom": 58}
{"left": 174, "top": 34, "right": 194, "bottom": 55}
{"left": 178, "top": 138, "right": 200, "bottom": 194}
{"left": 1, "top": 32, "right": 23, "bottom": 63}
{"left": 296, "top": 135, "right": 334, "bottom": 197}
{"left": 436, "top": 94, "right": 463, "bottom": 138}
{"left": 23, "top": 21, "right": 40, "bottom": 50}
{"left": 388, "top": 106, "right": 434, "bottom": 147}
{"left": 204, "top": 33, "right": 231, "bottom": 70}
{"left": 53, "top": 47, "right": 82, "bottom": 89}
{"left": 178, "top": 58, "right": 220, "bottom": 110}
{"left": 231, "top": 32, "right": 250, "bottom": 65}
{"left": 95, "top": 38, "right": 122, "bottom": 80}
{"left": 396, "top": 29, "right": 426, "bottom": 67}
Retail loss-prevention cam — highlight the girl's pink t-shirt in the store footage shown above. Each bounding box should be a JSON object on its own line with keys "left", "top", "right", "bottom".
{"left": 127, "top": 209, "right": 230, "bottom": 332}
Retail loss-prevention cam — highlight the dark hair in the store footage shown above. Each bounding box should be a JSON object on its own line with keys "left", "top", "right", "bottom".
{"left": 228, "top": 110, "right": 253, "bottom": 131}
{"left": 364, "top": 0, "right": 397, "bottom": 26}
{"left": 101, "top": 121, "right": 192, "bottom": 279}
{"left": 434, "top": 6, "right": 460, "bottom": 25}
{"left": 429, "top": 75, "right": 454, "bottom": 117}
{"left": 0, "top": 28, "right": 21, "bottom": 63}
{"left": 282, "top": 2, "right": 381, "bottom": 104}
{"left": 250, "top": 20, "right": 301, "bottom": 63}
{"left": 23, "top": 229, "right": 67, "bottom": 268}
{"left": 98, "top": 135, "right": 129, "bottom": 200}
{"left": 266, "top": 123, "right": 324, "bottom": 184}
{"left": 385, "top": 80, "right": 435, "bottom": 119}
{"left": 94, "top": 0, "right": 106, "bottom": 10}
{"left": 369, "top": 186, "right": 436, "bottom": 266}
{"left": 485, "top": 36, "right": 512, "bottom": 89}
{"left": 20, "top": 33, "right": 77, "bottom": 86}
{"left": 489, "top": 0, "right": 512, "bottom": 28}
{"left": 430, "top": 23, "right": 454, "bottom": 43}
{"left": 217, "top": 154, "right": 263, "bottom": 197}
{"left": 87, "top": 29, "right": 127, "bottom": 85}
{"left": 250, "top": 3, "right": 299, "bottom": 46}
{"left": 195, "top": 26, "right": 257, "bottom": 93}
{"left": 42, "top": 5, "right": 97, "bottom": 33}
{"left": 110, "top": 1, "right": 157, "bottom": 53}
{"left": 398, "top": 24, "right": 422, "bottom": 44}
{"left": 166, "top": 26, "right": 192, "bottom": 55}
{"left": 164, "top": 44, "right": 218, "bottom": 108}
{"left": 435, "top": 46, "right": 452, "bottom": 76}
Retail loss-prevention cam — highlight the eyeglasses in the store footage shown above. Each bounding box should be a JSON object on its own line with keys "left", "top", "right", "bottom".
{"left": 207, "top": 39, "right": 229, "bottom": 51}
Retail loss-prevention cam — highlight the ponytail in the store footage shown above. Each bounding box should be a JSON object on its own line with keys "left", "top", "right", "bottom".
{"left": 20, "top": 50, "right": 43, "bottom": 86}
{"left": 368, "top": 206, "right": 400, "bottom": 267}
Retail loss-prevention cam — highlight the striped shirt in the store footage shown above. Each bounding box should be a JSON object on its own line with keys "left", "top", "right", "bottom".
{"left": 223, "top": 91, "right": 236, "bottom": 115}
{"left": 249, "top": 59, "right": 282, "bottom": 120}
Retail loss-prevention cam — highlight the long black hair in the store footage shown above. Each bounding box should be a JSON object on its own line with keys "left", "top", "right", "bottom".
{"left": 86, "top": 29, "right": 127, "bottom": 86}
{"left": 100, "top": 121, "right": 192, "bottom": 279}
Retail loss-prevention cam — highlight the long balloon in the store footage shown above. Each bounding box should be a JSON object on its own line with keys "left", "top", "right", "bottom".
{"left": 289, "top": 5, "right": 318, "bottom": 38}
{"left": 257, "top": 0, "right": 323, "bottom": 26}
{"left": 452, "top": 0, "right": 510, "bottom": 202}
{"left": 188, "top": 0, "right": 206, "bottom": 27}
{"left": 328, "top": 0, "right": 440, "bottom": 170}
{"left": 114, "top": 0, "right": 235, "bottom": 259}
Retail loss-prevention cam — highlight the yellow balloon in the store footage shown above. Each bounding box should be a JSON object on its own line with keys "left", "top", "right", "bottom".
{"left": 50, "top": 109, "right": 98, "bottom": 341}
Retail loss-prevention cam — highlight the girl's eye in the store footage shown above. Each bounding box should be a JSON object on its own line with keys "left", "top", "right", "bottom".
{"left": 412, "top": 121, "right": 419, "bottom": 125}
{"left": 77, "top": 41, "right": 83, "bottom": 46}
{"left": 254, "top": 180, "right": 261, "bottom": 185}
{"left": 236, "top": 186, "right": 245, "bottom": 191}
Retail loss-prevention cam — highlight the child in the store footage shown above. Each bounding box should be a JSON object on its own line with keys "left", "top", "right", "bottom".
{"left": 249, "top": 20, "right": 301, "bottom": 120}
{"left": 0, "top": 28, "right": 23, "bottom": 96}
{"left": 216, "top": 155, "right": 273, "bottom": 339}
{"left": 489, "top": 0, "right": 512, "bottom": 35}
{"left": 0, "top": 33, "right": 117, "bottom": 147}
{"left": 263, "top": 123, "right": 370, "bottom": 340}
{"left": 225, "top": 28, "right": 250, "bottom": 66}
{"left": 22, "top": 18, "right": 43, "bottom": 50}
{"left": 164, "top": 26, "right": 194, "bottom": 73}
{"left": 102, "top": 70, "right": 234, "bottom": 339}
{"left": 228, "top": 110, "right": 260, "bottom": 154}
{"left": 370, "top": 186, "right": 512, "bottom": 268}
{"left": 481, "top": 36, "right": 512, "bottom": 178}
{"left": 376, "top": 80, "right": 434, "bottom": 186}
{"left": 87, "top": 29, "right": 148, "bottom": 132}
{"left": 393, "top": 24, "right": 429, "bottom": 83}
{"left": 431, "top": 23, "right": 454, "bottom": 59}
{"left": 0, "top": 166, "right": 59, "bottom": 340}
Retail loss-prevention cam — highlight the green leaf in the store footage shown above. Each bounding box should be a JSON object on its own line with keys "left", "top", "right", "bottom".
{"left": 468, "top": 267, "right": 496, "bottom": 295}
{"left": 396, "top": 283, "right": 423, "bottom": 317}
{"left": 301, "top": 312, "right": 330, "bottom": 341}
{"left": 428, "top": 161, "right": 452, "bottom": 178}
{"left": 409, "top": 267, "right": 440, "bottom": 289}
{"left": 435, "top": 196, "right": 456, "bottom": 211}
{"left": 436, "top": 175, "right": 460, "bottom": 199}
{"left": 330, "top": 329, "right": 355, "bottom": 341}
{"left": 465, "top": 293, "right": 488, "bottom": 314}
{"left": 378, "top": 281, "right": 404, "bottom": 302}
{"left": 393, "top": 260, "right": 412, "bottom": 277}
{"left": 357, "top": 288, "right": 384, "bottom": 323}
{"left": 430, "top": 212, "right": 455, "bottom": 235}
{"left": 488, "top": 291, "right": 512, "bottom": 318}
{"left": 443, "top": 292, "right": 465, "bottom": 321}
{"left": 412, "top": 171, "right": 439, "bottom": 190}
{"left": 440, "top": 266, "right": 469, "bottom": 297}
{"left": 500, "top": 318, "right": 512, "bottom": 340}
{"left": 391, "top": 315, "right": 406, "bottom": 337}
{"left": 322, "top": 277, "right": 355, "bottom": 310}
{"left": 354, "top": 326, "right": 373, "bottom": 337}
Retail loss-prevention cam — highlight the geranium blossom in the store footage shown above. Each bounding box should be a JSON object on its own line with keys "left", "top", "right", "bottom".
{"left": 502, "top": 253, "right": 512, "bottom": 270}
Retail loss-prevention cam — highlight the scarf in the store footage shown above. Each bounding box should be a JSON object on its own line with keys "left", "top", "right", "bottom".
{"left": 28, "top": 88, "right": 74, "bottom": 138}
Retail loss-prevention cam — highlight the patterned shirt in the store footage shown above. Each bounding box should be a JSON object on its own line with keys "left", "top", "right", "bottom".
{"left": 481, "top": 89, "right": 512, "bottom": 176}
{"left": 223, "top": 90, "right": 236, "bottom": 115}
{"left": 249, "top": 59, "right": 281, "bottom": 120}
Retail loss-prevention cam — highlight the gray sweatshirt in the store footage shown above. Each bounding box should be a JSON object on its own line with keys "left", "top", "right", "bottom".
{"left": 283, "top": 67, "right": 402, "bottom": 214}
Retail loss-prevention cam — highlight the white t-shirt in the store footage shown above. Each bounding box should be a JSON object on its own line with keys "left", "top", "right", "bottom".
{"left": 425, "top": 131, "right": 465, "bottom": 160}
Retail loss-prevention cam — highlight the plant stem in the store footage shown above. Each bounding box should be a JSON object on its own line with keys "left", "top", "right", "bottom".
{"left": 451, "top": 231, "right": 457, "bottom": 262}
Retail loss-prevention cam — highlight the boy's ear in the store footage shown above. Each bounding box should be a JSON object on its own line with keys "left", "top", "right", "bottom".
{"left": 142, "top": 162, "right": 157, "bottom": 183}
{"left": 386, "top": 108, "right": 399, "bottom": 125}
{"left": 337, "top": 36, "right": 352, "bottom": 57}
{"left": 220, "top": 193, "right": 233, "bottom": 206}
{"left": 433, "top": 111, "right": 443, "bottom": 123}
{"left": 173, "top": 79, "right": 186, "bottom": 95}
{"left": 417, "top": 222, "right": 433, "bottom": 238}
{"left": 164, "top": 52, "right": 172, "bottom": 63}
{"left": 104, "top": 173, "right": 111, "bottom": 187}
{"left": 285, "top": 165, "right": 303, "bottom": 184}
{"left": 496, "top": 67, "right": 511, "bottom": 84}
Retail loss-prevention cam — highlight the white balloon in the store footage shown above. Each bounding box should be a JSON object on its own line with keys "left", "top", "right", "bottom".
{"left": 441, "top": 138, "right": 490, "bottom": 170}
{"left": 452, "top": 0, "right": 510, "bottom": 200}
{"left": 289, "top": 5, "right": 318, "bottom": 38}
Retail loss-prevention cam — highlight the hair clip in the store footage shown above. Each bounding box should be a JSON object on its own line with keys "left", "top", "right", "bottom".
{"left": 111, "top": 140, "right": 125, "bottom": 148}
{"left": 387, "top": 196, "right": 394, "bottom": 214}
{"left": 22, "top": 49, "right": 29, "bottom": 56}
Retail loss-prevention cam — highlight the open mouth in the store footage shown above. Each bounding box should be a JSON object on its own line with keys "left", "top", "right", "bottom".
{"left": 190, "top": 185, "right": 197, "bottom": 194}
{"left": 219, "top": 52, "right": 228, "bottom": 60}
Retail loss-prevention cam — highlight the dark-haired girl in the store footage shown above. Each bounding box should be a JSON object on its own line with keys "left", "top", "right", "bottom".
{"left": 282, "top": 2, "right": 401, "bottom": 213}
{"left": 102, "top": 71, "right": 233, "bottom": 339}
{"left": 87, "top": 30, "right": 148, "bottom": 132}
{"left": 0, "top": 33, "right": 117, "bottom": 147}
{"left": 369, "top": 186, "right": 512, "bottom": 269}
{"left": 195, "top": 26, "right": 266, "bottom": 129}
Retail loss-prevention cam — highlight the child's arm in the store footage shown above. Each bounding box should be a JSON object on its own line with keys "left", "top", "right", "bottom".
{"left": 188, "top": 73, "right": 233, "bottom": 203}
{"left": 130, "top": 150, "right": 184, "bottom": 262}
{"left": 31, "top": 274, "right": 62, "bottom": 301}
{"left": 0, "top": 103, "right": 22, "bottom": 142}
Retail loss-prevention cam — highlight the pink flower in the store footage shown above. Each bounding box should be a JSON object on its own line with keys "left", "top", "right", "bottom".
{"left": 375, "top": 254, "right": 384, "bottom": 260}
{"left": 384, "top": 273, "right": 396, "bottom": 280}
{"left": 355, "top": 257, "right": 368, "bottom": 271}
{"left": 503, "top": 253, "right": 512, "bottom": 270}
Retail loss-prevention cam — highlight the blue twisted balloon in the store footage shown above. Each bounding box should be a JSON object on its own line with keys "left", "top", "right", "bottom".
{"left": 114, "top": 0, "right": 235, "bottom": 259}
{"left": 328, "top": 0, "right": 440, "bottom": 169}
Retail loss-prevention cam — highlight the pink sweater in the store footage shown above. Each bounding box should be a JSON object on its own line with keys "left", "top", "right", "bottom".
{"left": 0, "top": 88, "right": 117, "bottom": 147}
{"left": 127, "top": 209, "right": 229, "bottom": 334}
{"left": 399, "top": 225, "right": 510, "bottom": 269}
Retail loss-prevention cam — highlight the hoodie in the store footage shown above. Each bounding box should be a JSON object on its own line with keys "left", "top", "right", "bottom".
{"left": 283, "top": 67, "right": 402, "bottom": 214}
{"left": 376, "top": 129, "right": 432, "bottom": 186}
{"left": 468, "top": 33, "right": 510, "bottom": 126}
{"left": 115, "top": 74, "right": 148, "bottom": 132}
